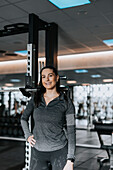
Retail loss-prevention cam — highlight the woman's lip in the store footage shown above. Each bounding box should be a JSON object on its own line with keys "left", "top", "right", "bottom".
{"left": 45, "top": 82, "right": 51, "bottom": 85}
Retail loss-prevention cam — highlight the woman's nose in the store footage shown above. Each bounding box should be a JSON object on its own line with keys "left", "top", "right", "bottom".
{"left": 46, "top": 76, "right": 49, "bottom": 81}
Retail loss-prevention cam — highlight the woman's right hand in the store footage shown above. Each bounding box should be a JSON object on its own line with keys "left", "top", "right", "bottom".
{"left": 27, "top": 135, "right": 36, "bottom": 147}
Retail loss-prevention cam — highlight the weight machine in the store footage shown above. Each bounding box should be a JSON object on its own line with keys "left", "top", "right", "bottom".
{"left": 94, "top": 122, "right": 113, "bottom": 170}
{"left": 24, "top": 14, "right": 58, "bottom": 170}
{"left": 0, "top": 13, "right": 58, "bottom": 170}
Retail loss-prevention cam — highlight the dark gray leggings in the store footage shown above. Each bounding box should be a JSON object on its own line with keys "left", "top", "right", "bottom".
{"left": 29, "top": 144, "right": 68, "bottom": 170}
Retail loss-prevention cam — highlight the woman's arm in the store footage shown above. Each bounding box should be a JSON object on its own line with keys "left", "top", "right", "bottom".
{"left": 64, "top": 98, "right": 76, "bottom": 169}
{"left": 21, "top": 98, "right": 34, "bottom": 140}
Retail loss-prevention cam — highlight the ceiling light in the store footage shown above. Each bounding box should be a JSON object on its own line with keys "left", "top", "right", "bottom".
{"left": 74, "top": 69, "right": 88, "bottom": 73}
{"left": 49, "top": 0, "right": 91, "bottom": 9}
{"left": 91, "top": 74, "right": 101, "bottom": 78}
{"left": 60, "top": 75, "right": 67, "bottom": 80}
{"left": 60, "top": 85, "right": 66, "bottom": 87}
{"left": 14, "top": 50, "right": 27, "bottom": 56}
{"left": 67, "top": 80, "right": 77, "bottom": 84}
{"left": 103, "top": 79, "right": 113, "bottom": 83}
{"left": 10, "top": 79, "right": 21, "bottom": 83}
{"left": 82, "top": 83, "right": 90, "bottom": 86}
{"left": 103, "top": 39, "right": 113, "bottom": 46}
{"left": 5, "top": 83, "right": 14, "bottom": 87}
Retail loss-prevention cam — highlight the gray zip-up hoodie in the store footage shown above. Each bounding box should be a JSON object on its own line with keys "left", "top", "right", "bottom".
{"left": 21, "top": 93, "right": 76, "bottom": 159}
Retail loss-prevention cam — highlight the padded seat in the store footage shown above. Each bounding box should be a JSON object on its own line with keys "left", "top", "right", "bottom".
{"left": 94, "top": 122, "right": 113, "bottom": 170}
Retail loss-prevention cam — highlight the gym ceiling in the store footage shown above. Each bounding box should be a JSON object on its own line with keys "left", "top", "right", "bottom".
{"left": 0, "top": 0, "right": 113, "bottom": 87}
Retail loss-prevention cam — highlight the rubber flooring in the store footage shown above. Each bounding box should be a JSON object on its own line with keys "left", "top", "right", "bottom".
{"left": 0, "top": 128, "right": 111, "bottom": 170}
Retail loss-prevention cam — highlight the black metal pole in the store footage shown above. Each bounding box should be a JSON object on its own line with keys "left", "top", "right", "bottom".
{"left": 46, "top": 23, "right": 58, "bottom": 69}
{"left": 8, "top": 91, "right": 11, "bottom": 116}
{"left": 1, "top": 91, "right": 4, "bottom": 104}
{"left": 29, "top": 13, "right": 39, "bottom": 88}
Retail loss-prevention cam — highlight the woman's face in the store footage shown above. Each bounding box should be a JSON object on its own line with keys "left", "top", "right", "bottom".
{"left": 41, "top": 68, "right": 59, "bottom": 90}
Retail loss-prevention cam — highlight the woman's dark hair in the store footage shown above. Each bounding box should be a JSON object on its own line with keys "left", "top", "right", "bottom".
{"left": 34, "top": 66, "right": 60, "bottom": 107}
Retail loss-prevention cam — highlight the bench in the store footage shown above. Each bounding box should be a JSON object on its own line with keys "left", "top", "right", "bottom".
{"left": 94, "top": 122, "right": 113, "bottom": 170}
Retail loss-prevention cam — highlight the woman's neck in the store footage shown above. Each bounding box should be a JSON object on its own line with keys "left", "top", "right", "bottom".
{"left": 43, "top": 89, "right": 60, "bottom": 106}
{"left": 44, "top": 88, "right": 59, "bottom": 98}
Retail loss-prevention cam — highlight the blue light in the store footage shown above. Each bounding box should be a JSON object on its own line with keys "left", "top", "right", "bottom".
{"left": 103, "top": 39, "right": 113, "bottom": 46}
{"left": 49, "top": 0, "right": 91, "bottom": 9}
{"left": 74, "top": 69, "right": 88, "bottom": 73}
{"left": 91, "top": 74, "right": 101, "bottom": 78}
{"left": 15, "top": 50, "right": 27, "bottom": 55}
{"left": 10, "top": 79, "right": 21, "bottom": 82}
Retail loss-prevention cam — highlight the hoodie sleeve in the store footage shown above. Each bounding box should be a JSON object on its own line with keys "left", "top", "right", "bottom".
{"left": 21, "top": 98, "right": 34, "bottom": 140}
{"left": 65, "top": 97, "right": 76, "bottom": 160}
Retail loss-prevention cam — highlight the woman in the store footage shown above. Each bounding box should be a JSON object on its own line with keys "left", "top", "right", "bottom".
{"left": 21, "top": 66, "right": 76, "bottom": 170}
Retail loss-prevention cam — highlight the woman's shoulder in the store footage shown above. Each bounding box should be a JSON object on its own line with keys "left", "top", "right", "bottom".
{"left": 59, "top": 91, "right": 71, "bottom": 101}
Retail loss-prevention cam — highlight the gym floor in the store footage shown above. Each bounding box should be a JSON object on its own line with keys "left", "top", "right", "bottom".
{"left": 0, "top": 127, "right": 111, "bottom": 170}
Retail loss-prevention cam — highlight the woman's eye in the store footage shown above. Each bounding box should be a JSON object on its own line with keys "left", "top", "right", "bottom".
{"left": 49, "top": 74, "right": 53, "bottom": 77}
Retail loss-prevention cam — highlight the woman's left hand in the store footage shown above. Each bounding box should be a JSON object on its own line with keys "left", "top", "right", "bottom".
{"left": 63, "top": 160, "right": 74, "bottom": 170}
